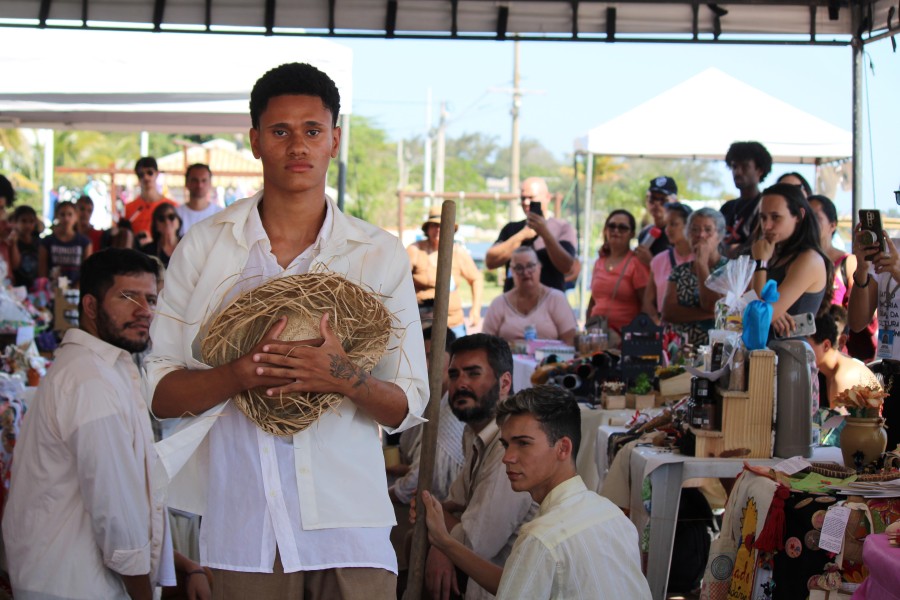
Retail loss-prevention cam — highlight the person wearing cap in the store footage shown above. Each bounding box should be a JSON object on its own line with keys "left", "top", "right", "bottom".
{"left": 720, "top": 141, "right": 773, "bottom": 257}
{"left": 125, "top": 156, "right": 177, "bottom": 245}
{"left": 486, "top": 177, "right": 579, "bottom": 293}
{"left": 408, "top": 206, "right": 484, "bottom": 336}
{"left": 634, "top": 176, "right": 678, "bottom": 267}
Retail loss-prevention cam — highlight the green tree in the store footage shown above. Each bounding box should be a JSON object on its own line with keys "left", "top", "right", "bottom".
{"left": 330, "top": 115, "right": 398, "bottom": 227}
{"left": 0, "top": 129, "right": 42, "bottom": 211}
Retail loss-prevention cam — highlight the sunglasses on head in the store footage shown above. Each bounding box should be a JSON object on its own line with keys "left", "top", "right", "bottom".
{"left": 606, "top": 223, "right": 631, "bottom": 232}
{"left": 156, "top": 213, "right": 178, "bottom": 222}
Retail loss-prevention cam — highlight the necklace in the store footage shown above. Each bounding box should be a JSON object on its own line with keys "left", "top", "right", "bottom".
{"left": 605, "top": 254, "right": 625, "bottom": 272}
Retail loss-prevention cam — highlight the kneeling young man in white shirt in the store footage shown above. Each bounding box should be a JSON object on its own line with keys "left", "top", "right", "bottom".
{"left": 418, "top": 385, "right": 651, "bottom": 599}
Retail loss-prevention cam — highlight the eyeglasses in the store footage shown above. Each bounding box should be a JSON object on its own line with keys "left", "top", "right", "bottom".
{"left": 511, "top": 262, "right": 538, "bottom": 274}
{"left": 606, "top": 223, "right": 632, "bottom": 232}
{"left": 156, "top": 213, "right": 178, "bottom": 222}
{"left": 137, "top": 169, "right": 156, "bottom": 179}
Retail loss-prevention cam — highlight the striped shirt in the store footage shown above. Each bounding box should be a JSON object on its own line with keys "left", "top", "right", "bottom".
{"left": 496, "top": 476, "right": 651, "bottom": 599}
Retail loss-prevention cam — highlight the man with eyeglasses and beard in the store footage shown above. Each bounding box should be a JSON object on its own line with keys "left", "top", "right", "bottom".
{"left": 3, "top": 249, "right": 209, "bottom": 600}
{"left": 419, "top": 334, "right": 537, "bottom": 600}
{"left": 125, "top": 156, "right": 177, "bottom": 245}
{"left": 485, "top": 177, "right": 579, "bottom": 293}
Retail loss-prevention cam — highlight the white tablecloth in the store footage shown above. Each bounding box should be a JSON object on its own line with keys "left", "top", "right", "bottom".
{"left": 512, "top": 354, "right": 538, "bottom": 392}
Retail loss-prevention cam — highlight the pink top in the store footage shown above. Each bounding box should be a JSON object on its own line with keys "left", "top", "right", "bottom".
{"left": 832, "top": 254, "right": 850, "bottom": 306}
{"left": 649, "top": 247, "right": 693, "bottom": 313}
{"left": 589, "top": 250, "right": 651, "bottom": 333}
{"left": 482, "top": 287, "right": 577, "bottom": 344}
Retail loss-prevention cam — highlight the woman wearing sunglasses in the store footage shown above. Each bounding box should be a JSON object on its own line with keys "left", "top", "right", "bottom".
{"left": 587, "top": 210, "right": 650, "bottom": 341}
{"left": 141, "top": 203, "right": 183, "bottom": 268}
{"left": 482, "top": 246, "right": 577, "bottom": 345}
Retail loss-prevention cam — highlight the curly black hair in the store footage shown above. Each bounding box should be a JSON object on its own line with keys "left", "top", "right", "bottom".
{"left": 726, "top": 141, "right": 773, "bottom": 182}
{"left": 250, "top": 63, "right": 341, "bottom": 129}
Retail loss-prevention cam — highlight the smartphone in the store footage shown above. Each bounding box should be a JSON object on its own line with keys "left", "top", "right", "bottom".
{"left": 529, "top": 201, "right": 543, "bottom": 217}
{"left": 859, "top": 209, "right": 886, "bottom": 261}
{"left": 774, "top": 312, "right": 817, "bottom": 340}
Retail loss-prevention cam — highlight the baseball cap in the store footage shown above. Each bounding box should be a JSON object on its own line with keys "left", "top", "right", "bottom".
{"left": 648, "top": 176, "right": 678, "bottom": 196}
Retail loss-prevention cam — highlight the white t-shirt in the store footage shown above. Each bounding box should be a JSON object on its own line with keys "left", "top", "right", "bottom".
{"left": 176, "top": 202, "right": 223, "bottom": 234}
{"left": 875, "top": 269, "right": 900, "bottom": 359}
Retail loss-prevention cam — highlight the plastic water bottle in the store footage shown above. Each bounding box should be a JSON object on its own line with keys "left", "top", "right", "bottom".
{"left": 524, "top": 325, "right": 537, "bottom": 341}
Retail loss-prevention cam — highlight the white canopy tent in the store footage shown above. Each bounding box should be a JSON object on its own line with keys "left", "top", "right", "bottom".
{"left": 0, "top": 29, "right": 353, "bottom": 132}
{"left": 575, "top": 68, "right": 852, "bottom": 165}
{"left": 0, "top": 28, "right": 354, "bottom": 216}
{"left": 572, "top": 67, "right": 854, "bottom": 310}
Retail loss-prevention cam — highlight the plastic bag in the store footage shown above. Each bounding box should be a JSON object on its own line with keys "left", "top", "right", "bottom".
{"left": 705, "top": 255, "right": 756, "bottom": 332}
{"left": 742, "top": 280, "right": 779, "bottom": 350}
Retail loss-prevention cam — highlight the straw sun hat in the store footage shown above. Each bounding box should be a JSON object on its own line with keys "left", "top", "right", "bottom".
{"left": 201, "top": 272, "right": 394, "bottom": 436}
{"left": 422, "top": 206, "right": 458, "bottom": 234}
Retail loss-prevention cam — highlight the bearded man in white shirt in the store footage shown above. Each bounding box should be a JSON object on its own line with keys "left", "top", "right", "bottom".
{"left": 3, "top": 249, "right": 186, "bottom": 600}
{"left": 422, "top": 333, "right": 537, "bottom": 600}
{"left": 145, "top": 62, "right": 428, "bottom": 599}
{"left": 418, "top": 385, "right": 651, "bottom": 600}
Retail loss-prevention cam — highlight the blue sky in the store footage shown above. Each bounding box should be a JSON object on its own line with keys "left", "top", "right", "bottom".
{"left": 340, "top": 36, "right": 899, "bottom": 216}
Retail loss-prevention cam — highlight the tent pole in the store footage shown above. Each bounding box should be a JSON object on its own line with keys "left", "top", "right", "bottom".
{"left": 578, "top": 152, "right": 594, "bottom": 324}
{"left": 338, "top": 113, "right": 350, "bottom": 211}
{"left": 40, "top": 129, "right": 54, "bottom": 222}
{"left": 850, "top": 5, "right": 863, "bottom": 227}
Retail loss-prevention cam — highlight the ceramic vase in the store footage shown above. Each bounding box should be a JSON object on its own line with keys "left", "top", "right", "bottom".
{"left": 840, "top": 416, "right": 887, "bottom": 471}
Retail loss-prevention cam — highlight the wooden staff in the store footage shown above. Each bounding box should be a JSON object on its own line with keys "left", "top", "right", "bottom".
{"left": 404, "top": 200, "right": 456, "bottom": 600}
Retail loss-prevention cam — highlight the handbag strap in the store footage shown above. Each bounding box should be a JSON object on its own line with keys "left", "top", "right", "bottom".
{"left": 611, "top": 252, "right": 634, "bottom": 301}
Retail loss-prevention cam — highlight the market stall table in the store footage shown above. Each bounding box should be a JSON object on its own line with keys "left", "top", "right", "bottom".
{"left": 631, "top": 445, "right": 843, "bottom": 600}
{"left": 596, "top": 424, "right": 628, "bottom": 491}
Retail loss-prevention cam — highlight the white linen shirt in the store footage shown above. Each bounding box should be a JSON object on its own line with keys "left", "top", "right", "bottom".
{"left": 496, "top": 476, "right": 651, "bottom": 600}
{"left": 3, "top": 328, "right": 175, "bottom": 600}
{"left": 146, "top": 192, "right": 428, "bottom": 570}
{"left": 446, "top": 419, "right": 538, "bottom": 600}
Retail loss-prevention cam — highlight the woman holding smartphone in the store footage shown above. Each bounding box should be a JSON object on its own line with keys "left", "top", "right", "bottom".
{"left": 750, "top": 183, "right": 831, "bottom": 337}
{"left": 848, "top": 217, "right": 900, "bottom": 452}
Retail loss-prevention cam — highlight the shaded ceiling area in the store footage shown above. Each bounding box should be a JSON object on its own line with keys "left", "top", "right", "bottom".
{"left": 1, "top": 0, "right": 896, "bottom": 44}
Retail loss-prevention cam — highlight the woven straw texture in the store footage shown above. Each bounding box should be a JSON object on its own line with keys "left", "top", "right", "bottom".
{"left": 201, "top": 273, "right": 393, "bottom": 435}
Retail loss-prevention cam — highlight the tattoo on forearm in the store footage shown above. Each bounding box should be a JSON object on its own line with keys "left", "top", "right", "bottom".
{"left": 329, "top": 354, "right": 371, "bottom": 392}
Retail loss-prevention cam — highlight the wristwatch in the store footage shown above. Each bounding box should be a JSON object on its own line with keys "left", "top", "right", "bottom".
{"left": 755, "top": 259, "right": 768, "bottom": 272}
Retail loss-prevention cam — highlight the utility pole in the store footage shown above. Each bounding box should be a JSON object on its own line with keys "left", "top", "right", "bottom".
{"left": 435, "top": 101, "right": 448, "bottom": 194}
{"left": 423, "top": 88, "right": 433, "bottom": 207}
{"left": 510, "top": 41, "right": 521, "bottom": 198}
{"left": 489, "top": 43, "right": 542, "bottom": 217}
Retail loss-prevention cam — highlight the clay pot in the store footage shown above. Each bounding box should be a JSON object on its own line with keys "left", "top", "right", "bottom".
{"left": 840, "top": 417, "right": 888, "bottom": 470}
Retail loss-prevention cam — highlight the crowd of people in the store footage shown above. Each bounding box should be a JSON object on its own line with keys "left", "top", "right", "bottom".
{"left": 0, "top": 160, "right": 222, "bottom": 300}
{"left": 0, "top": 60, "right": 894, "bottom": 600}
